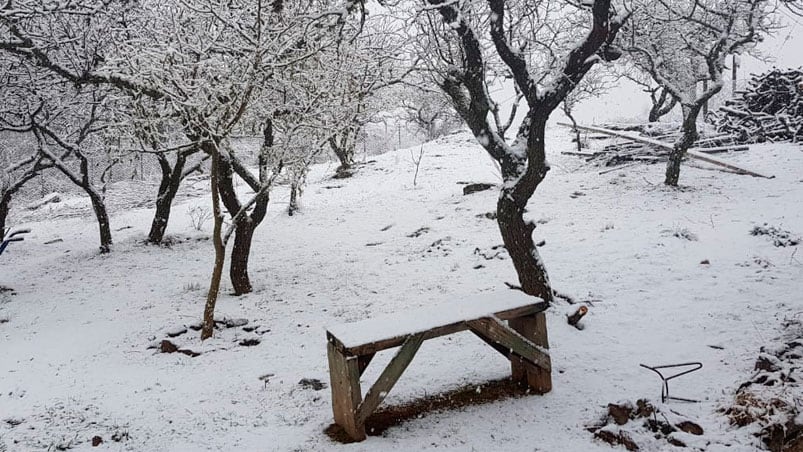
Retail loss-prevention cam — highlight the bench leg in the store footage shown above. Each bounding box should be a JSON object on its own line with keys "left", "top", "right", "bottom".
{"left": 509, "top": 312, "right": 552, "bottom": 394}
{"left": 327, "top": 342, "right": 366, "bottom": 441}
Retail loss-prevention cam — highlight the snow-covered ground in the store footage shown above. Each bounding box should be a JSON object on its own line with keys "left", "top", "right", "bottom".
{"left": 1, "top": 127, "right": 801, "bottom": 451}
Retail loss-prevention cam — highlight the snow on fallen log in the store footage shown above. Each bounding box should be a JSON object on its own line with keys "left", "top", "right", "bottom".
{"left": 558, "top": 123, "right": 774, "bottom": 179}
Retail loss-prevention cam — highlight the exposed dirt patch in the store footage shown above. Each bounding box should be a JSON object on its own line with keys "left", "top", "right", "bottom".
{"left": 588, "top": 399, "right": 704, "bottom": 451}
{"left": 723, "top": 319, "right": 803, "bottom": 451}
{"left": 325, "top": 378, "right": 531, "bottom": 443}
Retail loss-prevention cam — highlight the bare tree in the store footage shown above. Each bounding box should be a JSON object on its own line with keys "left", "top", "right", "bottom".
{"left": 0, "top": 146, "right": 51, "bottom": 237}
{"left": 29, "top": 89, "right": 117, "bottom": 253}
{"left": 401, "top": 86, "right": 463, "bottom": 140}
{"left": 623, "top": 0, "right": 776, "bottom": 186}
{"left": 619, "top": 67, "right": 679, "bottom": 122}
{"left": 321, "top": 15, "right": 414, "bottom": 177}
{"left": 413, "top": 0, "right": 628, "bottom": 301}
{"left": 0, "top": 72, "right": 52, "bottom": 235}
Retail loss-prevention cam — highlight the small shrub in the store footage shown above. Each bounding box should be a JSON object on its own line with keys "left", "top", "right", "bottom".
{"left": 187, "top": 206, "right": 213, "bottom": 231}
{"left": 183, "top": 282, "right": 202, "bottom": 292}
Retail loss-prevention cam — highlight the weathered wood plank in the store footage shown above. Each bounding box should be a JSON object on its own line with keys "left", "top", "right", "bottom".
{"left": 328, "top": 301, "right": 547, "bottom": 357}
{"left": 356, "top": 334, "right": 425, "bottom": 425}
{"left": 327, "top": 341, "right": 365, "bottom": 441}
{"left": 467, "top": 316, "right": 551, "bottom": 372}
{"left": 510, "top": 313, "right": 552, "bottom": 393}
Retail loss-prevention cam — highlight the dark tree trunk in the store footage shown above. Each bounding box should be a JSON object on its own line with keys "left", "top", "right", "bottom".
{"left": 147, "top": 153, "right": 187, "bottom": 244}
{"left": 288, "top": 181, "right": 299, "bottom": 216}
{"left": 329, "top": 128, "right": 357, "bottom": 176}
{"left": 214, "top": 153, "right": 249, "bottom": 294}
{"left": 497, "top": 118, "right": 553, "bottom": 302}
{"left": 665, "top": 103, "right": 702, "bottom": 186}
{"left": 0, "top": 193, "right": 10, "bottom": 238}
{"left": 229, "top": 216, "right": 255, "bottom": 294}
{"left": 86, "top": 188, "right": 113, "bottom": 253}
{"left": 648, "top": 88, "right": 677, "bottom": 123}
{"left": 204, "top": 121, "right": 275, "bottom": 295}
{"left": 1, "top": 159, "right": 50, "bottom": 238}
{"left": 214, "top": 150, "right": 270, "bottom": 295}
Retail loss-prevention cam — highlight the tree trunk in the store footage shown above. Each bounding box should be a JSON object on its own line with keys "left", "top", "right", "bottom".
{"left": 497, "top": 118, "right": 553, "bottom": 303}
{"left": 288, "top": 181, "right": 299, "bottom": 216}
{"left": 147, "top": 153, "right": 187, "bottom": 244}
{"left": 229, "top": 216, "right": 255, "bottom": 294}
{"left": 648, "top": 88, "right": 677, "bottom": 123}
{"left": 329, "top": 129, "right": 356, "bottom": 177}
{"left": 85, "top": 188, "right": 113, "bottom": 253}
{"left": 0, "top": 193, "right": 10, "bottom": 238}
{"left": 214, "top": 151, "right": 264, "bottom": 296}
{"left": 665, "top": 103, "right": 702, "bottom": 186}
{"left": 202, "top": 142, "right": 225, "bottom": 340}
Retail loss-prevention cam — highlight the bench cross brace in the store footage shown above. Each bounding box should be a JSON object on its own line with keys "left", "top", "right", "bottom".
{"left": 468, "top": 313, "right": 552, "bottom": 393}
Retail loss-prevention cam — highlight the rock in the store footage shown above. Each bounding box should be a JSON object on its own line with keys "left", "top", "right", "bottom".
{"left": 158, "top": 340, "right": 200, "bottom": 357}
{"left": 92, "top": 436, "right": 103, "bottom": 447}
{"left": 159, "top": 340, "right": 179, "bottom": 354}
{"left": 666, "top": 437, "right": 686, "bottom": 447}
{"left": 4, "top": 417, "right": 24, "bottom": 427}
{"left": 700, "top": 259, "right": 710, "bottom": 265}
{"left": 608, "top": 402, "right": 633, "bottom": 425}
{"left": 595, "top": 429, "right": 639, "bottom": 451}
{"left": 217, "top": 318, "right": 248, "bottom": 328}
{"left": 675, "top": 421, "right": 704, "bottom": 436}
{"left": 239, "top": 338, "right": 260, "bottom": 347}
{"left": 298, "top": 378, "right": 327, "bottom": 391}
{"left": 635, "top": 399, "right": 655, "bottom": 418}
{"left": 166, "top": 327, "right": 187, "bottom": 338}
{"left": 462, "top": 183, "right": 495, "bottom": 195}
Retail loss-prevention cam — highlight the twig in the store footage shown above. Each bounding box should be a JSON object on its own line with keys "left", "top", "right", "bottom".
{"left": 410, "top": 145, "right": 424, "bottom": 186}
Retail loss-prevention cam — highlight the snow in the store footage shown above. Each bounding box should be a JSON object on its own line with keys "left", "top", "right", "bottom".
{"left": 1, "top": 126, "right": 802, "bottom": 451}
{"left": 327, "top": 290, "right": 543, "bottom": 349}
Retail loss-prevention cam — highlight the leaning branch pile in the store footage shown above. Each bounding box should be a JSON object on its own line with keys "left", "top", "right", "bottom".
{"left": 714, "top": 68, "right": 803, "bottom": 143}
{"left": 559, "top": 122, "right": 747, "bottom": 166}
{"left": 559, "top": 123, "right": 771, "bottom": 179}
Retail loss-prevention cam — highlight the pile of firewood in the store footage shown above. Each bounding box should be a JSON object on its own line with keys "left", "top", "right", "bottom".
{"left": 713, "top": 68, "right": 803, "bottom": 143}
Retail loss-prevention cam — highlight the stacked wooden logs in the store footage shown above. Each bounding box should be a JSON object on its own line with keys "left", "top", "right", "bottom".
{"left": 714, "top": 68, "right": 803, "bottom": 143}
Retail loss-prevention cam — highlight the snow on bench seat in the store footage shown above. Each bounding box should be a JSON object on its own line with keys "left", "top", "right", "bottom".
{"left": 326, "top": 290, "right": 547, "bottom": 356}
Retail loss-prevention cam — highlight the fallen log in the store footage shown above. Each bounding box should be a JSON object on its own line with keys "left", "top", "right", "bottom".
{"left": 558, "top": 123, "right": 773, "bottom": 179}
{"left": 694, "top": 145, "right": 749, "bottom": 154}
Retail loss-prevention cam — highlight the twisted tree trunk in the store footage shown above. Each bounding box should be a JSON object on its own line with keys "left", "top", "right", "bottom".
{"left": 665, "top": 103, "right": 702, "bottom": 186}
{"left": 648, "top": 88, "right": 678, "bottom": 123}
{"left": 497, "top": 117, "right": 553, "bottom": 301}
{"left": 147, "top": 153, "right": 187, "bottom": 244}
{"left": 87, "top": 188, "right": 113, "bottom": 253}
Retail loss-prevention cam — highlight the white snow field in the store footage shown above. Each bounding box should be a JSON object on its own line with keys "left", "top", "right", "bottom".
{"left": 1, "top": 126, "right": 801, "bottom": 451}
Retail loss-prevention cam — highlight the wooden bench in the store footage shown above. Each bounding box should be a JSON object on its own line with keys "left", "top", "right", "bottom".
{"left": 325, "top": 291, "right": 551, "bottom": 441}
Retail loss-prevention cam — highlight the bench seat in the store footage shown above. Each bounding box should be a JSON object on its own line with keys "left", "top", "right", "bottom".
{"left": 327, "top": 290, "right": 548, "bottom": 356}
{"left": 325, "top": 289, "right": 551, "bottom": 441}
